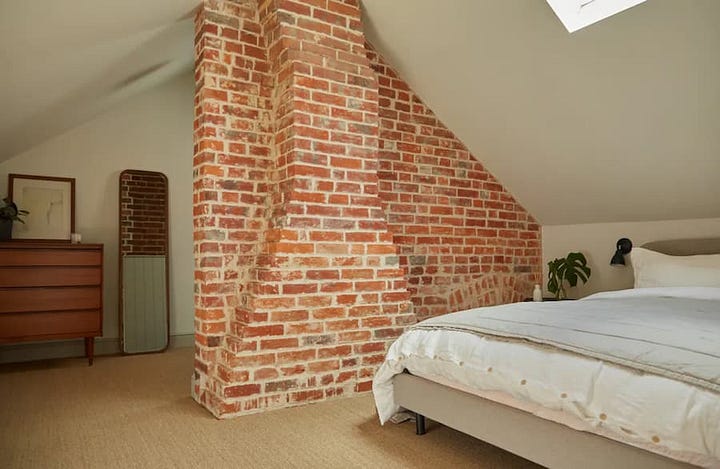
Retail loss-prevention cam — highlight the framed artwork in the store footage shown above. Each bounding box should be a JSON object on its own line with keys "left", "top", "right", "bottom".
{"left": 9, "top": 174, "right": 75, "bottom": 242}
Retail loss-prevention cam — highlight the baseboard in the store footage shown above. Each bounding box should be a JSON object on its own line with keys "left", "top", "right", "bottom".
{"left": 169, "top": 334, "right": 195, "bottom": 349}
{"left": 0, "top": 334, "right": 195, "bottom": 364}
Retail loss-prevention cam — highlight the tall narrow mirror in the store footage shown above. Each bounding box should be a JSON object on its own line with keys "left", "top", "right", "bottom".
{"left": 119, "top": 170, "right": 169, "bottom": 354}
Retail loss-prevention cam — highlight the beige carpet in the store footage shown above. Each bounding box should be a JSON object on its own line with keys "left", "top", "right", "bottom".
{"left": 0, "top": 347, "right": 539, "bottom": 468}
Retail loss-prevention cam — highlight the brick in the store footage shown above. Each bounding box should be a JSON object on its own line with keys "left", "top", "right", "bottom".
{"left": 224, "top": 384, "right": 261, "bottom": 398}
{"left": 281, "top": 365, "right": 306, "bottom": 376}
{"left": 356, "top": 342, "right": 386, "bottom": 354}
{"left": 348, "top": 305, "right": 378, "bottom": 317}
{"left": 282, "top": 283, "right": 318, "bottom": 294}
{"left": 265, "top": 379, "right": 298, "bottom": 392}
{"left": 217, "top": 366, "right": 249, "bottom": 383}
{"left": 361, "top": 316, "right": 391, "bottom": 328}
{"left": 362, "top": 353, "right": 386, "bottom": 365}
{"left": 337, "top": 371, "right": 357, "bottom": 383}
{"left": 278, "top": 0, "right": 311, "bottom": 16}
{"left": 302, "top": 334, "right": 336, "bottom": 346}
{"left": 312, "top": 307, "right": 346, "bottom": 319}
{"left": 243, "top": 325, "right": 284, "bottom": 338}
{"left": 277, "top": 349, "right": 317, "bottom": 364}
{"left": 260, "top": 338, "right": 299, "bottom": 350}
{"left": 326, "top": 319, "right": 359, "bottom": 331}
{"left": 269, "top": 310, "right": 308, "bottom": 322}
{"left": 296, "top": 295, "right": 333, "bottom": 307}
{"left": 306, "top": 269, "right": 340, "bottom": 280}
{"left": 308, "top": 360, "right": 340, "bottom": 373}
{"left": 254, "top": 368, "right": 280, "bottom": 380}
{"left": 338, "top": 330, "right": 371, "bottom": 342}
{"left": 355, "top": 380, "right": 373, "bottom": 392}
{"left": 289, "top": 390, "right": 324, "bottom": 403}
{"left": 318, "top": 345, "right": 352, "bottom": 358}
{"left": 286, "top": 322, "right": 324, "bottom": 335}
{"left": 193, "top": 0, "right": 539, "bottom": 421}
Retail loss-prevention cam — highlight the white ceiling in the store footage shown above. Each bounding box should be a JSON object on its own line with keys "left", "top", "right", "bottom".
{"left": 0, "top": 0, "right": 198, "bottom": 161}
{"left": 1, "top": 0, "right": 718, "bottom": 226}
{"left": 362, "top": 0, "right": 720, "bottom": 225}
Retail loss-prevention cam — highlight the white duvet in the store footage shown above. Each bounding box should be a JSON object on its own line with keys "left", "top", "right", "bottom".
{"left": 373, "top": 287, "right": 720, "bottom": 468}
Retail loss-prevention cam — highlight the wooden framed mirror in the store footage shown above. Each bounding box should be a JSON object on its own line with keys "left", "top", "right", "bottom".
{"left": 118, "top": 170, "right": 169, "bottom": 354}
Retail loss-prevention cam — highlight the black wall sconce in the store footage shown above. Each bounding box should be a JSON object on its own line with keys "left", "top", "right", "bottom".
{"left": 610, "top": 238, "right": 633, "bottom": 265}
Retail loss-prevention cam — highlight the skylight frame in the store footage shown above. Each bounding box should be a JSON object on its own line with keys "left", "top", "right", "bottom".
{"left": 546, "top": 0, "right": 647, "bottom": 33}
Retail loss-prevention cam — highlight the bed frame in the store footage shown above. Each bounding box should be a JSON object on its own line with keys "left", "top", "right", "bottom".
{"left": 394, "top": 237, "right": 720, "bottom": 469}
{"left": 395, "top": 374, "right": 693, "bottom": 469}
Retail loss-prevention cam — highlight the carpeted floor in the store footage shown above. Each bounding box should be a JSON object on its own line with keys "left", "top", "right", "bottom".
{"left": 0, "top": 347, "right": 539, "bottom": 468}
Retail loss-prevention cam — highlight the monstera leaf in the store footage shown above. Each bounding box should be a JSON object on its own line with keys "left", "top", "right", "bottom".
{"left": 546, "top": 258, "right": 564, "bottom": 295}
{"left": 564, "top": 252, "right": 591, "bottom": 286}
{"left": 547, "top": 252, "right": 591, "bottom": 299}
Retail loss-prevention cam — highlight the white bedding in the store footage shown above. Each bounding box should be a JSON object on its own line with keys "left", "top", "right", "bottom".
{"left": 373, "top": 287, "right": 720, "bottom": 468}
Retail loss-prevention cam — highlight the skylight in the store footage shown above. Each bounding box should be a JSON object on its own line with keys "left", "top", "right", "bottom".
{"left": 546, "top": 0, "right": 647, "bottom": 33}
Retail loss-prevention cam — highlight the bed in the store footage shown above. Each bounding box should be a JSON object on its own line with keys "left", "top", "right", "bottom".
{"left": 373, "top": 238, "right": 720, "bottom": 469}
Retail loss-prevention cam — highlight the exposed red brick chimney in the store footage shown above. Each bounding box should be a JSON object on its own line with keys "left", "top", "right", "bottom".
{"left": 192, "top": 0, "right": 413, "bottom": 417}
{"left": 192, "top": 0, "right": 541, "bottom": 418}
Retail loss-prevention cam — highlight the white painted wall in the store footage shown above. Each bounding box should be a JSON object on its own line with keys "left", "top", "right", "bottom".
{"left": 364, "top": 0, "right": 720, "bottom": 225}
{"left": 0, "top": 72, "right": 194, "bottom": 339}
{"left": 542, "top": 218, "right": 720, "bottom": 298}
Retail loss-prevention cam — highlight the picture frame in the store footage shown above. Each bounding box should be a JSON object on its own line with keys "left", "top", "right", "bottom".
{"left": 8, "top": 174, "right": 75, "bottom": 242}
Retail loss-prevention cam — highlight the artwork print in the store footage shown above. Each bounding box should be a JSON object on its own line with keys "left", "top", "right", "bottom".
{"left": 9, "top": 174, "right": 75, "bottom": 241}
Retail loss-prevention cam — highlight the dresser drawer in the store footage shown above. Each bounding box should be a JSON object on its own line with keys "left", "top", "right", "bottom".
{"left": 0, "top": 287, "right": 101, "bottom": 313}
{"left": 0, "top": 310, "right": 101, "bottom": 341}
{"left": 0, "top": 267, "right": 102, "bottom": 288}
{"left": 0, "top": 248, "right": 102, "bottom": 266}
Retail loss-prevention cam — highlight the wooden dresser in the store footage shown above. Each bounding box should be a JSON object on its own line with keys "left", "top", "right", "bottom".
{"left": 0, "top": 242, "right": 103, "bottom": 365}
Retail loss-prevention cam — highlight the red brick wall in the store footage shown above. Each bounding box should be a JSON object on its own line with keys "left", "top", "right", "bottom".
{"left": 366, "top": 47, "right": 541, "bottom": 321}
{"left": 192, "top": 0, "right": 274, "bottom": 416}
{"left": 193, "top": 0, "right": 412, "bottom": 418}
{"left": 192, "top": 0, "right": 541, "bottom": 418}
{"left": 119, "top": 171, "right": 168, "bottom": 255}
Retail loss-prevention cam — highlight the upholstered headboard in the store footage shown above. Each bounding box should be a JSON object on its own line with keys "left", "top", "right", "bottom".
{"left": 642, "top": 238, "right": 720, "bottom": 256}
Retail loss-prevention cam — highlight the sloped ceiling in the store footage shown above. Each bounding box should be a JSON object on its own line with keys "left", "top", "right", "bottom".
{"left": 1, "top": 0, "right": 718, "bottom": 226}
{"left": 362, "top": 0, "right": 720, "bottom": 225}
{"left": 0, "top": 0, "right": 198, "bottom": 161}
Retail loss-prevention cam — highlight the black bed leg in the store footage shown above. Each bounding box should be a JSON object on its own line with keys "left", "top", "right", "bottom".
{"left": 415, "top": 413, "right": 427, "bottom": 435}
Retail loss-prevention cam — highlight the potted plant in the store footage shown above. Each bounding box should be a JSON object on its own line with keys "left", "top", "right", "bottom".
{"left": 0, "top": 197, "right": 29, "bottom": 241}
{"left": 547, "top": 252, "right": 591, "bottom": 300}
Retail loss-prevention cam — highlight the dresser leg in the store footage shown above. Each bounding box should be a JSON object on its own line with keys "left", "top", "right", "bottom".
{"left": 85, "top": 337, "right": 94, "bottom": 366}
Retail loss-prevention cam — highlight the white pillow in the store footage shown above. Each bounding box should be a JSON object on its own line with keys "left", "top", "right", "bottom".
{"left": 630, "top": 247, "right": 720, "bottom": 288}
